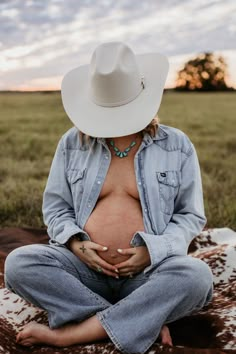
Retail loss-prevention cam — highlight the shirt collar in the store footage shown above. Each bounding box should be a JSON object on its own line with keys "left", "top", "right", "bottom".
{"left": 142, "top": 124, "right": 169, "bottom": 146}
{"left": 96, "top": 124, "right": 169, "bottom": 145}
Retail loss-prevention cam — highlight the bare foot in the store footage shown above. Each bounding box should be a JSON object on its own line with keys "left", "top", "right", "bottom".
{"left": 159, "top": 325, "right": 173, "bottom": 346}
{"left": 16, "top": 321, "right": 81, "bottom": 347}
{"left": 15, "top": 316, "right": 107, "bottom": 348}
{"left": 16, "top": 321, "right": 61, "bottom": 347}
{"left": 16, "top": 315, "right": 108, "bottom": 347}
{"left": 16, "top": 320, "right": 173, "bottom": 348}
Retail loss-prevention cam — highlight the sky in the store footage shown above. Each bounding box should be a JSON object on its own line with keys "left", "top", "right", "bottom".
{"left": 0, "top": 0, "right": 236, "bottom": 91}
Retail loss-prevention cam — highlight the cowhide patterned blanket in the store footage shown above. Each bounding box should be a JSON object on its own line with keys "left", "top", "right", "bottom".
{"left": 0, "top": 227, "right": 235, "bottom": 354}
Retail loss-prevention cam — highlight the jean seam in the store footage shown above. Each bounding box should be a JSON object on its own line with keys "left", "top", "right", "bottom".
{"left": 76, "top": 279, "right": 111, "bottom": 308}
{"left": 101, "top": 294, "right": 130, "bottom": 316}
{"left": 38, "top": 248, "right": 111, "bottom": 308}
{"left": 76, "top": 273, "right": 109, "bottom": 282}
{"left": 5, "top": 274, "right": 43, "bottom": 309}
{"left": 46, "top": 245, "right": 108, "bottom": 282}
{"left": 4, "top": 276, "right": 16, "bottom": 293}
{"left": 96, "top": 312, "right": 128, "bottom": 354}
{"left": 97, "top": 310, "right": 157, "bottom": 354}
{"left": 142, "top": 332, "right": 161, "bottom": 354}
{"left": 52, "top": 257, "right": 107, "bottom": 283}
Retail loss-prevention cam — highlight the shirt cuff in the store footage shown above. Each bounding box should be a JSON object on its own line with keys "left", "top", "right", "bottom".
{"left": 49, "top": 222, "right": 91, "bottom": 245}
{"left": 130, "top": 231, "right": 172, "bottom": 275}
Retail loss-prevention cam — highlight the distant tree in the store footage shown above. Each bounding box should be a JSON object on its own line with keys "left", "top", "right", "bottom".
{"left": 175, "top": 52, "right": 231, "bottom": 91}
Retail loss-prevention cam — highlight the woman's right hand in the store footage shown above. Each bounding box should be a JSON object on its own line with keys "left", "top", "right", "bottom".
{"left": 68, "top": 239, "right": 119, "bottom": 278}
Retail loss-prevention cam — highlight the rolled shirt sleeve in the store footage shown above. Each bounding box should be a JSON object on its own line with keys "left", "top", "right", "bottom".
{"left": 42, "top": 137, "right": 90, "bottom": 245}
{"left": 131, "top": 143, "right": 207, "bottom": 275}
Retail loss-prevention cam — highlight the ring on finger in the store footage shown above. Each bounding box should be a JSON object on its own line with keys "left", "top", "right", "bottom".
{"left": 96, "top": 266, "right": 103, "bottom": 273}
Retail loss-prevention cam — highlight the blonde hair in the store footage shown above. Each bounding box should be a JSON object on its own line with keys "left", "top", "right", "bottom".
{"left": 78, "top": 114, "right": 160, "bottom": 147}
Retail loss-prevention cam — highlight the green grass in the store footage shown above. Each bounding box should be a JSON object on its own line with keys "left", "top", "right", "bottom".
{"left": 0, "top": 91, "right": 235, "bottom": 230}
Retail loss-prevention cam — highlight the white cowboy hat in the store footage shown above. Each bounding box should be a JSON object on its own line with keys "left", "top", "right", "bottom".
{"left": 61, "top": 41, "right": 169, "bottom": 138}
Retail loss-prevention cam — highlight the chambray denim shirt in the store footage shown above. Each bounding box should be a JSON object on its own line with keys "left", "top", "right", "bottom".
{"left": 42, "top": 123, "right": 207, "bottom": 275}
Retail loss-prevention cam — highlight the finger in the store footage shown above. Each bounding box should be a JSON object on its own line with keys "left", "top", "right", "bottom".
{"left": 117, "top": 267, "right": 132, "bottom": 273}
{"left": 117, "top": 248, "right": 137, "bottom": 256}
{"left": 118, "top": 268, "right": 137, "bottom": 277}
{"left": 91, "top": 264, "right": 118, "bottom": 278}
{"left": 104, "top": 271, "right": 119, "bottom": 278}
{"left": 89, "top": 242, "right": 108, "bottom": 252}
{"left": 114, "top": 259, "right": 132, "bottom": 270}
{"left": 95, "top": 267, "right": 119, "bottom": 278}
{"left": 116, "top": 264, "right": 143, "bottom": 276}
{"left": 119, "top": 266, "right": 143, "bottom": 276}
{"left": 116, "top": 269, "right": 133, "bottom": 277}
{"left": 80, "top": 251, "right": 119, "bottom": 275}
{"left": 93, "top": 255, "right": 119, "bottom": 273}
{"left": 119, "top": 273, "right": 135, "bottom": 278}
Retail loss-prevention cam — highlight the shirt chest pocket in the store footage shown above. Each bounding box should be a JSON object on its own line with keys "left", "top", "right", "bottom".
{"left": 156, "top": 170, "right": 181, "bottom": 215}
{"left": 67, "top": 168, "right": 87, "bottom": 206}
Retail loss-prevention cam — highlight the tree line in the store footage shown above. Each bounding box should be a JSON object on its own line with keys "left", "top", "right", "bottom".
{"left": 174, "top": 52, "right": 234, "bottom": 91}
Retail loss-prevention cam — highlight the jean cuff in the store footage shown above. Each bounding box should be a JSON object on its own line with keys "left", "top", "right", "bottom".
{"left": 96, "top": 312, "right": 128, "bottom": 354}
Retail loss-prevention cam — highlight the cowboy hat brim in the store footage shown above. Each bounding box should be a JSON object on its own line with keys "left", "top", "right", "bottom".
{"left": 61, "top": 52, "right": 169, "bottom": 138}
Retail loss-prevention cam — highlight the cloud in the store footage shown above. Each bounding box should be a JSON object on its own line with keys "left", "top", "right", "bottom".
{"left": 0, "top": 0, "right": 235, "bottom": 90}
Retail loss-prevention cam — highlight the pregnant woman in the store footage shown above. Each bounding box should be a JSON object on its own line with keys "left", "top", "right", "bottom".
{"left": 4, "top": 41, "right": 214, "bottom": 354}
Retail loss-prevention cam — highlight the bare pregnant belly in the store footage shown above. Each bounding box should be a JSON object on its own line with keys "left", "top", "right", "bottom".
{"left": 83, "top": 194, "right": 145, "bottom": 265}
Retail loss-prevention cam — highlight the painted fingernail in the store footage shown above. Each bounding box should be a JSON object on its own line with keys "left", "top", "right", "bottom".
{"left": 103, "top": 247, "right": 108, "bottom": 250}
{"left": 116, "top": 276, "right": 119, "bottom": 279}
{"left": 117, "top": 249, "right": 122, "bottom": 253}
{"left": 115, "top": 269, "right": 119, "bottom": 273}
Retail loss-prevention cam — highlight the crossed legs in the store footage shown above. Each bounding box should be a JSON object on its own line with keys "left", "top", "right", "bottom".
{"left": 15, "top": 315, "right": 173, "bottom": 347}
{"left": 4, "top": 244, "right": 213, "bottom": 353}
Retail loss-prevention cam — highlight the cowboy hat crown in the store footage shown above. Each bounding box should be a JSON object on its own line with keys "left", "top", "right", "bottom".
{"left": 61, "top": 41, "right": 169, "bottom": 138}
{"left": 89, "top": 41, "right": 144, "bottom": 107}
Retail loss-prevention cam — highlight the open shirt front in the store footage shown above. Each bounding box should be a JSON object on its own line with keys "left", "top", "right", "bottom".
{"left": 42, "top": 123, "right": 207, "bottom": 274}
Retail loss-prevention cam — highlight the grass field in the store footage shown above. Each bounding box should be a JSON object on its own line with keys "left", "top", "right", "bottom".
{"left": 0, "top": 91, "right": 235, "bottom": 230}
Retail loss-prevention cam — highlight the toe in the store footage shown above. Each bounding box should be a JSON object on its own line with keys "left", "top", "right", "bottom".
{"left": 19, "top": 340, "right": 33, "bottom": 347}
{"left": 16, "top": 331, "right": 24, "bottom": 343}
{"left": 16, "top": 325, "right": 34, "bottom": 343}
{"left": 160, "top": 325, "right": 173, "bottom": 346}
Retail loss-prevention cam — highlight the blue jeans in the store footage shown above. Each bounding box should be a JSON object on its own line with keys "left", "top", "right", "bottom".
{"left": 4, "top": 244, "right": 214, "bottom": 354}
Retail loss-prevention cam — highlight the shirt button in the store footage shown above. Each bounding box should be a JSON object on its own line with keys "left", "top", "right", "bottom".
{"left": 97, "top": 180, "right": 101, "bottom": 184}
{"left": 105, "top": 155, "right": 109, "bottom": 159}
{"left": 144, "top": 208, "right": 147, "bottom": 213}
{"left": 88, "top": 203, "right": 91, "bottom": 208}
{"left": 138, "top": 181, "right": 141, "bottom": 185}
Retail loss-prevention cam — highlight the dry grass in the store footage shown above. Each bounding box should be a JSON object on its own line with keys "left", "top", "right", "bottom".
{"left": 0, "top": 91, "right": 235, "bottom": 230}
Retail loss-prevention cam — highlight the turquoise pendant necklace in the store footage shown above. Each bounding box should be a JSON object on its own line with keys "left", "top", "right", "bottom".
{"left": 109, "top": 135, "right": 138, "bottom": 158}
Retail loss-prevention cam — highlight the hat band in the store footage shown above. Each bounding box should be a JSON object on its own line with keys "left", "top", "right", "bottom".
{"left": 90, "top": 76, "right": 145, "bottom": 108}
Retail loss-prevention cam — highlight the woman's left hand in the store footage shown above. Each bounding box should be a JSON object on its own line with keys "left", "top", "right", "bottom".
{"left": 115, "top": 246, "right": 151, "bottom": 277}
